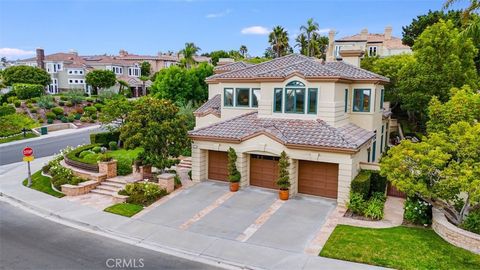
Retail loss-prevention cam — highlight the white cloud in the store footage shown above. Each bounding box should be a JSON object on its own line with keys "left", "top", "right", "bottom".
{"left": 241, "top": 26, "right": 269, "bottom": 35}
{"left": 206, "top": 9, "right": 231, "bottom": 18}
{"left": 0, "top": 48, "right": 35, "bottom": 59}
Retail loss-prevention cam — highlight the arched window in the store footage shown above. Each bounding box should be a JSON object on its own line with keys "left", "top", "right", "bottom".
{"left": 285, "top": 80, "right": 305, "bottom": 87}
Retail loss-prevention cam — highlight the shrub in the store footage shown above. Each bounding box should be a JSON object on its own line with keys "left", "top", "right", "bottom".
{"left": 65, "top": 101, "right": 73, "bottom": 107}
{"left": 276, "top": 151, "right": 291, "bottom": 190}
{"left": 26, "top": 103, "right": 33, "bottom": 108}
{"left": 0, "top": 104, "right": 15, "bottom": 117}
{"left": 45, "top": 112, "right": 56, "bottom": 120}
{"left": 92, "top": 146, "right": 102, "bottom": 153}
{"left": 65, "top": 144, "right": 100, "bottom": 164}
{"left": 47, "top": 118, "right": 54, "bottom": 124}
{"left": 98, "top": 153, "right": 112, "bottom": 162}
{"left": 61, "top": 117, "right": 68, "bottom": 123}
{"left": 174, "top": 174, "right": 182, "bottom": 188}
{"left": 13, "top": 83, "right": 44, "bottom": 100}
{"left": 80, "top": 116, "right": 89, "bottom": 122}
{"left": 116, "top": 157, "right": 133, "bottom": 176}
{"left": 0, "top": 114, "right": 37, "bottom": 137}
{"left": 74, "top": 113, "right": 81, "bottom": 120}
{"left": 37, "top": 95, "right": 55, "bottom": 109}
{"left": 76, "top": 107, "right": 84, "bottom": 114}
{"left": 51, "top": 107, "right": 64, "bottom": 115}
{"left": 351, "top": 170, "right": 371, "bottom": 199}
{"left": 404, "top": 196, "right": 432, "bottom": 225}
{"left": 86, "top": 97, "right": 94, "bottom": 102}
{"left": 227, "top": 147, "right": 240, "bottom": 183}
{"left": 90, "top": 131, "right": 120, "bottom": 146}
{"left": 56, "top": 114, "right": 63, "bottom": 120}
{"left": 30, "top": 107, "right": 37, "bottom": 113}
{"left": 364, "top": 196, "right": 385, "bottom": 220}
{"left": 83, "top": 106, "right": 97, "bottom": 116}
{"left": 94, "top": 103, "right": 104, "bottom": 112}
{"left": 461, "top": 209, "right": 480, "bottom": 234}
{"left": 31, "top": 97, "right": 39, "bottom": 103}
{"left": 58, "top": 101, "right": 65, "bottom": 106}
{"left": 67, "top": 115, "right": 75, "bottom": 122}
{"left": 348, "top": 192, "right": 366, "bottom": 215}
{"left": 38, "top": 118, "right": 44, "bottom": 123}
{"left": 79, "top": 150, "right": 95, "bottom": 158}
{"left": 90, "top": 114, "right": 97, "bottom": 120}
{"left": 108, "top": 141, "right": 118, "bottom": 150}
{"left": 60, "top": 96, "right": 68, "bottom": 101}
{"left": 14, "top": 100, "right": 21, "bottom": 107}
{"left": 120, "top": 182, "right": 167, "bottom": 206}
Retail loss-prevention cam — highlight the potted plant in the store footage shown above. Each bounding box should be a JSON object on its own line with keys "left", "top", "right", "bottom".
{"left": 227, "top": 147, "right": 241, "bottom": 192}
{"left": 276, "top": 151, "right": 290, "bottom": 200}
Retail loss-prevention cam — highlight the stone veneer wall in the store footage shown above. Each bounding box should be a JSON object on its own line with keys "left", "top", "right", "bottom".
{"left": 432, "top": 208, "right": 480, "bottom": 254}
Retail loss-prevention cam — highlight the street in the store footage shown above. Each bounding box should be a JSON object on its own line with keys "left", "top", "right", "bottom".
{"left": 0, "top": 201, "right": 221, "bottom": 270}
{"left": 0, "top": 127, "right": 103, "bottom": 165}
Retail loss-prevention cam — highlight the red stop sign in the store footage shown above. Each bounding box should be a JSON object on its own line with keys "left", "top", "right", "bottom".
{"left": 23, "top": 147, "right": 33, "bottom": 157}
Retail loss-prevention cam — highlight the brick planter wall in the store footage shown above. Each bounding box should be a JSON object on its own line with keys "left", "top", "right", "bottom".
{"left": 98, "top": 160, "right": 117, "bottom": 179}
{"left": 157, "top": 173, "right": 175, "bottom": 193}
{"left": 61, "top": 180, "right": 99, "bottom": 196}
{"left": 432, "top": 208, "right": 480, "bottom": 254}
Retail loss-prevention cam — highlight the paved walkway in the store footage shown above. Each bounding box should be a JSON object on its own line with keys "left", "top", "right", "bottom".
{"left": 0, "top": 157, "right": 388, "bottom": 270}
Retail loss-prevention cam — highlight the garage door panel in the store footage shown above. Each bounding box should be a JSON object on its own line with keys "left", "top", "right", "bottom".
{"left": 298, "top": 160, "right": 338, "bottom": 199}
{"left": 208, "top": 151, "right": 228, "bottom": 181}
{"left": 250, "top": 155, "right": 278, "bottom": 190}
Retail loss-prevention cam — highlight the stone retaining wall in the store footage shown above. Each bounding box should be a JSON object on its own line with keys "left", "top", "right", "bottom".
{"left": 432, "top": 208, "right": 480, "bottom": 254}
{"left": 61, "top": 180, "right": 99, "bottom": 196}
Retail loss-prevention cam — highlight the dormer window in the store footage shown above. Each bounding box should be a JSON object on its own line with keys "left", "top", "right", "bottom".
{"left": 273, "top": 81, "right": 317, "bottom": 114}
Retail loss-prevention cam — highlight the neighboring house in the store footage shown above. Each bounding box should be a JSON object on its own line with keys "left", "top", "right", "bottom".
{"left": 189, "top": 53, "right": 392, "bottom": 206}
{"left": 327, "top": 26, "right": 411, "bottom": 61}
{"left": 117, "top": 50, "right": 178, "bottom": 74}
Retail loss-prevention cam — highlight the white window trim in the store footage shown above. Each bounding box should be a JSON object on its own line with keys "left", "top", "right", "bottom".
{"left": 369, "top": 46, "right": 378, "bottom": 57}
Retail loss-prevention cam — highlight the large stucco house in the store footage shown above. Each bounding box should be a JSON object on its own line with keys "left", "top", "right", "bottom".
{"left": 189, "top": 53, "right": 391, "bottom": 205}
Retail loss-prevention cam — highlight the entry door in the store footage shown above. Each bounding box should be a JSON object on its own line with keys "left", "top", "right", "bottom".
{"left": 249, "top": 154, "right": 279, "bottom": 189}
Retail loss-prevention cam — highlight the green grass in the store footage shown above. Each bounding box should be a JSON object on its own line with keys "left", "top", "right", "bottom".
{"left": 22, "top": 170, "right": 64, "bottom": 198}
{"left": 104, "top": 203, "right": 143, "bottom": 217}
{"left": 320, "top": 225, "right": 480, "bottom": 270}
{"left": 0, "top": 133, "right": 37, "bottom": 144}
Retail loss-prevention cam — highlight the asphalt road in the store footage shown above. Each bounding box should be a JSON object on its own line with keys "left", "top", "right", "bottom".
{"left": 0, "top": 201, "right": 222, "bottom": 270}
{"left": 0, "top": 128, "right": 103, "bottom": 165}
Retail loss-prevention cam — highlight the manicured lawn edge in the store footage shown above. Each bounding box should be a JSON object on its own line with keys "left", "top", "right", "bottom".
{"left": 320, "top": 225, "right": 480, "bottom": 270}
{"left": 22, "top": 170, "right": 64, "bottom": 198}
{"left": 0, "top": 133, "right": 38, "bottom": 144}
{"left": 104, "top": 203, "right": 143, "bottom": 217}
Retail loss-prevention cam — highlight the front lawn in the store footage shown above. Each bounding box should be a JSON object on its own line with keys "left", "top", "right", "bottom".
{"left": 104, "top": 203, "right": 143, "bottom": 217}
{"left": 0, "top": 133, "right": 37, "bottom": 144}
{"left": 22, "top": 170, "right": 64, "bottom": 198}
{"left": 320, "top": 225, "right": 480, "bottom": 270}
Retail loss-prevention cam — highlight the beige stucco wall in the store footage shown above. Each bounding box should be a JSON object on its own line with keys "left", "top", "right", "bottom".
{"left": 191, "top": 134, "right": 371, "bottom": 205}
{"left": 195, "top": 114, "right": 221, "bottom": 130}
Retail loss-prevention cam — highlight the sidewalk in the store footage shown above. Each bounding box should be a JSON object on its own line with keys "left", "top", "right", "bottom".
{"left": 0, "top": 124, "right": 101, "bottom": 148}
{"left": 0, "top": 157, "right": 387, "bottom": 270}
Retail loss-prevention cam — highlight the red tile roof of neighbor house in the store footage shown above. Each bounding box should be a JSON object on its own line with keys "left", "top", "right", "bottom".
{"left": 206, "top": 54, "right": 389, "bottom": 83}
{"left": 213, "top": 61, "right": 253, "bottom": 73}
{"left": 194, "top": 94, "right": 221, "bottom": 117}
{"left": 118, "top": 54, "right": 179, "bottom": 61}
{"left": 189, "top": 112, "right": 374, "bottom": 151}
{"left": 337, "top": 34, "right": 410, "bottom": 49}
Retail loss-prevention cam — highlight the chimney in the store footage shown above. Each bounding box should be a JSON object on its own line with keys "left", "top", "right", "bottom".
{"left": 384, "top": 26, "right": 392, "bottom": 40}
{"left": 36, "top": 48, "right": 45, "bottom": 70}
{"left": 360, "top": 28, "right": 368, "bottom": 40}
{"left": 326, "top": 29, "right": 336, "bottom": 62}
{"left": 69, "top": 49, "right": 78, "bottom": 56}
{"left": 339, "top": 46, "right": 364, "bottom": 67}
{"left": 119, "top": 49, "right": 128, "bottom": 57}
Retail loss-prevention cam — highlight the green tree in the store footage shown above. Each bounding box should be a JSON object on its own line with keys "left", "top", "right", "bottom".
{"left": 299, "top": 18, "right": 319, "bottom": 57}
{"left": 311, "top": 33, "right": 329, "bottom": 59}
{"left": 269, "top": 26, "right": 291, "bottom": 58}
{"left": 227, "top": 147, "right": 241, "bottom": 183}
{"left": 13, "top": 83, "right": 44, "bottom": 99}
{"left": 140, "top": 61, "right": 151, "bottom": 77}
{"left": 119, "top": 97, "right": 189, "bottom": 171}
{"left": 2, "top": 66, "right": 50, "bottom": 86}
{"left": 276, "top": 151, "right": 291, "bottom": 190}
{"left": 239, "top": 45, "right": 248, "bottom": 58}
{"left": 179, "top": 42, "right": 201, "bottom": 69}
{"left": 117, "top": 79, "right": 130, "bottom": 96}
{"left": 203, "top": 50, "right": 229, "bottom": 65}
{"left": 100, "top": 96, "right": 133, "bottom": 143}
{"left": 85, "top": 70, "right": 116, "bottom": 95}
{"left": 139, "top": 75, "right": 149, "bottom": 96}
{"left": 397, "top": 20, "right": 478, "bottom": 122}
{"left": 295, "top": 33, "right": 308, "bottom": 55}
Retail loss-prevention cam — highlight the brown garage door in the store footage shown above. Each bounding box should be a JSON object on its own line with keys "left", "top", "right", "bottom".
{"left": 208, "top": 151, "right": 228, "bottom": 181}
{"left": 250, "top": 154, "right": 279, "bottom": 189}
{"left": 298, "top": 160, "right": 338, "bottom": 198}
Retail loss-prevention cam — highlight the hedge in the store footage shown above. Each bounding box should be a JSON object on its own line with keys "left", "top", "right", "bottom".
{"left": 370, "top": 171, "right": 387, "bottom": 193}
{"left": 0, "top": 104, "right": 15, "bottom": 117}
{"left": 13, "top": 83, "right": 44, "bottom": 100}
{"left": 90, "top": 131, "right": 120, "bottom": 146}
{"left": 351, "top": 170, "right": 371, "bottom": 199}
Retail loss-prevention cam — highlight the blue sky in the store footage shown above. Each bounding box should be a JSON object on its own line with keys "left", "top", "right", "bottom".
{"left": 0, "top": 0, "right": 448, "bottom": 59}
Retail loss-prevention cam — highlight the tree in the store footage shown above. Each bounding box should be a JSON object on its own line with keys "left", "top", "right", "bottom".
{"left": 227, "top": 147, "right": 241, "bottom": 183}
{"left": 295, "top": 33, "right": 308, "bottom": 55}
{"left": 203, "top": 50, "right": 229, "bottom": 65}
{"left": 276, "top": 151, "right": 291, "bottom": 190}
{"left": 85, "top": 70, "right": 116, "bottom": 95}
{"left": 100, "top": 96, "right": 133, "bottom": 141}
{"left": 2, "top": 65, "right": 50, "bottom": 86}
{"left": 310, "top": 33, "right": 329, "bottom": 59}
{"left": 1, "top": 57, "right": 6, "bottom": 67}
{"left": 140, "top": 61, "right": 151, "bottom": 77}
{"left": 299, "top": 18, "right": 319, "bottom": 57}
{"left": 361, "top": 53, "right": 415, "bottom": 107}
{"left": 239, "top": 45, "right": 248, "bottom": 58}
{"left": 139, "top": 75, "right": 149, "bottom": 96}
{"left": 268, "top": 26, "right": 291, "bottom": 58}
{"left": 13, "top": 83, "right": 44, "bottom": 99}
{"left": 119, "top": 97, "right": 190, "bottom": 171}
{"left": 117, "top": 80, "right": 130, "bottom": 96}
{"left": 397, "top": 20, "right": 478, "bottom": 122}
{"left": 179, "top": 42, "right": 201, "bottom": 69}
{"left": 444, "top": 0, "right": 480, "bottom": 57}
{"left": 264, "top": 47, "right": 276, "bottom": 59}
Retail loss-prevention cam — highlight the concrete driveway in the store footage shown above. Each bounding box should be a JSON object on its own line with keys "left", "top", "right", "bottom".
{"left": 137, "top": 181, "right": 336, "bottom": 254}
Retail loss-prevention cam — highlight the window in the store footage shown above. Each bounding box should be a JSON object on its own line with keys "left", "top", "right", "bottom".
{"left": 344, "top": 89, "right": 348, "bottom": 112}
{"left": 380, "top": 89, "right": 384, "bottom": 110}
{"left": 367, "top": 147, "right": 371, "bottom": 162}
{"left": 307, "top": 88, "right": 317, "bottom": 114}
{"left": 286, "top": 80, "right": 305, "bottom": 87}
{"left": 380, "top": 125, "right": 384, "bottom": 153}
{"left": 368, "top": 46, "right": 377, "bottom": 57}
{"left": 285, "top": 88, "right": 305, "bottom": 113}
{"left": 274, "top": 88, "right": 282, "bottom": 112}
{"left": 236, "top": 88, "right": 250, "bottom": 106}
{"left": 385, "top": 123, "right": 389, "bottom": 151}
{"left": 224, "top": 88, "right": 234, "bottom": 107}
{"left": 335, "top": 45, "right": 343, "bottom": 58}
{"left": 111, "top": 66, "right": 123, "bottom": 75}
{"left": 353, "top": 89, "right": 371, "bottom": 112}
{"left": 372, "top": 141, "right": 377, "bottom": 162}
{"left": 128, "top": 67, "right": 140, "bottom": 77}
{"left": 252, "top": 88, "right": 260, "bottom": 107}
{"left": 56, "top": 63, "right": 62, "bottom": 71}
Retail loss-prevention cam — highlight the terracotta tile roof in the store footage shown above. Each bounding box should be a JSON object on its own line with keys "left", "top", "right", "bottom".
{"left": 118, "top": 54, "right": 179, "bottom": 61}
{"left": 337, "top": 34, "right": 410, "bottom": 49}
{"left": 194, "top": 94, "right": 221, "bottom": 117}
{"left": 83, "top": 55, "right": 138, "bottom": 66}
{"left": 18, "top": 52, "right": 88, "bottom": 68}
{"left": 189, "top": 112, "right": 374, "bottom": 151}
{"left": 207, "top": 54, "right": 388, "bottom": 82}
{"left": 383, "top": 38, "right": 410, "bottom": 49}
{"left": 214, "top": 61, "right": 253, "bottom": 73}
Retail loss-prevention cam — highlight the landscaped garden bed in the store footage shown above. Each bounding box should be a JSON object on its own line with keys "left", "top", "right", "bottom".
{"left": 104, "top": 203, "right": 144, "bottom": 217}
{"left": 320, "top": 225, "right": 480, "bottom": 270}
{"left": 346, "top": 170, "right": 388, "bottom": 220}
{"left": 22, "top": 170, "right": 64, "bottom": 198}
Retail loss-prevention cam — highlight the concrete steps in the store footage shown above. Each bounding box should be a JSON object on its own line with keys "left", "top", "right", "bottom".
{"left": 177, "top": 157, "right": 192, "bottom": 169}
{"left": 90, "top": 179, "right": 127, "bottom": 198}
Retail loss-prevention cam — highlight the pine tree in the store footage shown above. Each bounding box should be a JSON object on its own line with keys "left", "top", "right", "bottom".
{"left": 276, "top": 151, "right": 291, "bottom": 190}
{"left": 227, "top": 147, "right": 240, "bottom": 182}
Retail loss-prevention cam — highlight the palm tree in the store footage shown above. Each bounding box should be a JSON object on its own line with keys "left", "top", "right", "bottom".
{"left": 311, "top": 33, "right": 329, "bottom": 59}
{"left": 300, "top": 18, "right": 319, "bottom": 57}
{"left": 179, "top": 42, "right": 201, "bottom": 69}
{"left": 268, "top": 26, "right": 290, "bottom": 58}
{"left": 139, "top": 76, "right": 149, "bottom": 96}
{"left": 444, "top": 0, "right": 480, "bottom": 43}
{"left": 239, "top": 45, "right": 248, "bottom": 58}
{"left": 295, "top": 33, "right": 308, "bottom": 55}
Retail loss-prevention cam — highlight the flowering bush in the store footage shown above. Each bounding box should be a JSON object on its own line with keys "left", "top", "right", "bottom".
{"left": 404, "top": 197, "right": 432, "bottom": 225}
{"left": 44, "top": 146, "right": 86, "bottom": 189}
{"left": 119, "top": 182, "right": 167, "bottom": 206}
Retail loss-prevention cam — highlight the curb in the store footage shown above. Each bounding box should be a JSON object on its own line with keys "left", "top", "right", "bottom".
{"left": 0, "top": 192, "right": 256, "bottom": 270}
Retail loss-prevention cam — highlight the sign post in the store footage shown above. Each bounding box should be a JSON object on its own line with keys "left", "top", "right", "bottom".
{"left": 23, "top": 147, "right": 34, "bottom": 187}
